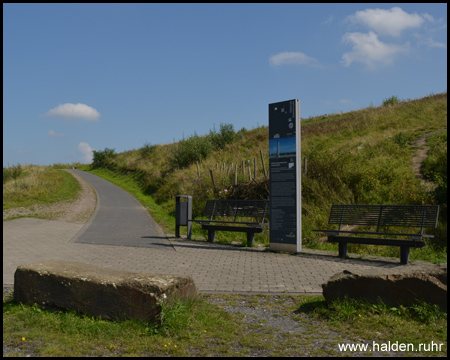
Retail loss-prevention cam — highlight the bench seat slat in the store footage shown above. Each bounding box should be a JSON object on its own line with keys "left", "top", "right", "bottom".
{"left": 202, "top": 224, "right": 264, "bottom": 233}
{"left": 313, "top": 229, "right": 434, "bottom": 238}
{"left": 193, "top": 219, "right": 263, "bottom": 226}
{"left": 328, "top": 235, "right": 425, "bottom": 248}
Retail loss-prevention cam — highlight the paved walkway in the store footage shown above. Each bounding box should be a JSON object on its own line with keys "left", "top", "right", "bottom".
{"left": 71, "top": 170, "right": 171, "bottom": 249}
{"left": 4, "top": 171, "right": 404, "bottom": 294}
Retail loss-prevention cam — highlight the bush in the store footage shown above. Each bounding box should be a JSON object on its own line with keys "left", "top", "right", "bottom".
{"left": 383, "top": 95, "right": 400, "bottom": 106}
{"left": 91, "top": 148, "right": 117, "bottom": 169}
{"left": 209, "top": 123, "right": 236, "bottom": 150}
{"left": 393, "top": 132, "right": 409, "bottom": 147}
{"left": 139, "top": 142, "right": 157, "bottom": 158}
{"left": 3, "top": 168, "right": 12, "bottom": 184}
{"left": 169, "top": 123, "right": 237, "bottom": 170}
{"left": 169, "top": 133, "right": 214, "bottom": 170}
{"left": 3, "top": 164, "right": 23, "bottom": 184}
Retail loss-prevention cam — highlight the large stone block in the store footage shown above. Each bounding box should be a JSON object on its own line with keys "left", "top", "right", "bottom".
{"left": 14, "top": 260, "right": 198, "bottom": 322}
{"left": 322, "top": 263, "right": 447, "bottom": 312}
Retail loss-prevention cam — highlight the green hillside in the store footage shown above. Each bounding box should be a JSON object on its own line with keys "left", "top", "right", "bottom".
{"left": 79, "top": 93, "right": 447, "bottom": 263}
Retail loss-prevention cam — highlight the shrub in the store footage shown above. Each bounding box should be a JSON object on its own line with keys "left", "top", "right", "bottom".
{"left": 393, "top": 132, "right": 409, "bottom": 147}
{"left": 3, "top": 168, "right": 12, "bottom": 184}
{"left": 139, "top": 142, "right": 157, "bottom": 158}
{"left": 383, "top": 95, "right": 400, "bottom": 106}
{"left": 3, "top": 164, "right": 23, "bottom": 183}
{"left": 91, "top": 148, "right": 117, "bottom": 169}
{"left": 169, "top": 133, "right": 214, "bottom": 170}
{"left": 209, "top": 123, "right": 236, "bottom": 149}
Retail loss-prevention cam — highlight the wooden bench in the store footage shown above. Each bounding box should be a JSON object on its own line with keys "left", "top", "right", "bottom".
{"left": 192, "top": 200, "right": 269, "bottom": 246}
{"left": 313, "top": 204, "right": 439, "bottom": 264}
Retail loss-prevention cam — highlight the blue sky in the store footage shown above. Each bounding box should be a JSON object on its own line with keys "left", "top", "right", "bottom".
{"left": 3, "top": 3, "right": 447, "bottom": 166}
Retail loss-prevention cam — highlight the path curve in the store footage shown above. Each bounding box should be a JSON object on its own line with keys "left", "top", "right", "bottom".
{"left": 70, "top": 170, "right": 173, "bottom": 250}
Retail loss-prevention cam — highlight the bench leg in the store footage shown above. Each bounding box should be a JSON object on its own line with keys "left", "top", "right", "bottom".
{"left": 400, "top": 246, "right": 410, "bottom": 264}
{"left": 338, "top": 242, "right": 348, "bottom": 258}
{"left": 208, "top": 230, "right": 215, "bottom": 243}
{"left": 247, "top": 232, "right": 255, "bottom": 247}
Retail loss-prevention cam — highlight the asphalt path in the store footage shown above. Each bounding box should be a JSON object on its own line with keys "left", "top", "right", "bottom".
{"left": 70, "top": 170, "right": 174, "bottom": 250}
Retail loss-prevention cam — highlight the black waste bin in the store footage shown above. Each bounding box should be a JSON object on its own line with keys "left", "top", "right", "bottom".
{"left": 175, "top": 195, "right": 192, "bottom": 238}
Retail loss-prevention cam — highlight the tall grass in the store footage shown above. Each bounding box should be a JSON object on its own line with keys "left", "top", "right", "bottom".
{"left": 3, "top": 165, "right": 81, "bottom": 209}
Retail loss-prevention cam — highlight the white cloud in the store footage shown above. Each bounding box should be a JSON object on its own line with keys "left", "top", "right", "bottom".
{"left": 47, "top": 129, "right": 65, "bottom": 137}
{"left": 347, "top": 7, "right": 424, "bottom": 37}
{"left": 415, "top": 33, "right": 447, "bottom": 49}
{"left": 321, "top": 15, "right": 333, "bottom": 26}
{"left": 77, "top": 142, "right": 94, "bottom": 163}
{"left": 269, "top": 51, "right": 321, "bottom": 67}
{"left": 44, "top": 103, "right": 100, "bottom": 121}
{"left": 422, "top": 13, "right": 435, "bottom": 23}
{"left": 341, "top": 31, "right": 409, "bottom": 69}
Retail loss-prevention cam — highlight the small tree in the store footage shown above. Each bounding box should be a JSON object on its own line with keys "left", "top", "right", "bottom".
{"left": 91, "top": 148, "right": 116, "bottom": 168}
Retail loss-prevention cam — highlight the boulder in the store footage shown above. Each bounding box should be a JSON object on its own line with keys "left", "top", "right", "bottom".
{"left": 14, "top": 260, "right": 198, "bottom": 322}
{"left": 322, "top": 263, "right": 447, "bottom": 312}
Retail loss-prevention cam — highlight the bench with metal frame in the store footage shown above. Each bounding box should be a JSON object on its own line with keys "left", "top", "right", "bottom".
{"left": 313, "top": 204, "right": 439, "bottom": 264}
{"left": 192, "top": 199, "right": 269, "bottom": 246}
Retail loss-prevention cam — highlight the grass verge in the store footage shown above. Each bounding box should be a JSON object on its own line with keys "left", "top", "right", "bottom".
{"left": 3, "top": 166, "right": 81, "bottom": 210}
{"left": 3, "top": 291, "right": 446, "bottom": 357}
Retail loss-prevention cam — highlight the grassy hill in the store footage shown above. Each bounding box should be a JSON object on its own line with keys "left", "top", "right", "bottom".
{"left": 77, "top": 93, "right": 447, "bottom": 263}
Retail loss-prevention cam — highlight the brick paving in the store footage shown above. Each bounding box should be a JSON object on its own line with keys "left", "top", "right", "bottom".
{"left": 3, "top": 218, "right": 402, "bottom": 294}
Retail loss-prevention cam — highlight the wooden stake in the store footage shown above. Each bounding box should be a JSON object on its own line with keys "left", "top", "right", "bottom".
{"left": 247, "top": 160, "right": 251, "bottom": 181}
{"left": 196, "top": 161, "right": 200, "bottom": 178}
{"left": 209, "top": 169, "right": 216, "bottom": 191}
{"left": 260, "top": 150, "right": 267, "bottom": 180}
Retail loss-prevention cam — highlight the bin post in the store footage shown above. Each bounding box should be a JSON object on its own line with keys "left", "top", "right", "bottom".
{"left": 175, "top": 195, "right": 192, "bottom": 239}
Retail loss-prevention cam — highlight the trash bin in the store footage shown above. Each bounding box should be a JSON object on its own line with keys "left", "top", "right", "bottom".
{"left": 175, "top": 195, "right": 192, "bottom": 239}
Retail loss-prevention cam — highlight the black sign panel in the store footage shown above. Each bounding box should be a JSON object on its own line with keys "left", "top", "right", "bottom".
{"left": 268, "top": 99, "right": 301, "bottom": 253}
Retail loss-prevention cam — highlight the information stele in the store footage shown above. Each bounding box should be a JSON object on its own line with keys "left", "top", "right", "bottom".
{"left": 268, "top": 99, "right": 301, "bottom": 253}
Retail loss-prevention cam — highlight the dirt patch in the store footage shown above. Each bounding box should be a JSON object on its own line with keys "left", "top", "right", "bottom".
{"left": 410, "top": 132, "right": 439, "bottom": 192}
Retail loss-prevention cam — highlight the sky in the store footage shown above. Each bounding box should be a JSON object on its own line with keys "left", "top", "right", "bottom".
{"left": 3, "top": 3, "right": 447, "bottom": 167}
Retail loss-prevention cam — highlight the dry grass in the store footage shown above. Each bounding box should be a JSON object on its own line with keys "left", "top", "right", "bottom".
{"left": 3, "top": 165, "right": 81, "bottom": 210}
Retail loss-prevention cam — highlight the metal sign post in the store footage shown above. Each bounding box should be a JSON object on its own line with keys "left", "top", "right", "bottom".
{"left": 268, "top": 99, "right": 301, "bottom": 253}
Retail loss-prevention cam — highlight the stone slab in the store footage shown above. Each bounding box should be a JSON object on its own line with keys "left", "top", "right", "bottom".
{"left": 14, "top": 260, "right": 198, "bottom": 322}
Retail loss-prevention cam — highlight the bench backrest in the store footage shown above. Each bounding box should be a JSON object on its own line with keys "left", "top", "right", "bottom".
{"left": 203, "top": 200, "right": 269, "bottom": 224}
{"left": 329, "top": 204, "right": 439, "bottom": 232}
